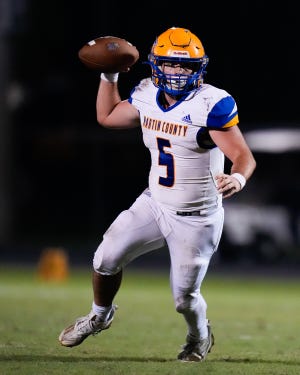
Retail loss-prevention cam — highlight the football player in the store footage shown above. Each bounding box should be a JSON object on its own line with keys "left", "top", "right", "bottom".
{"left": 59, "top": 27, "right": 256, "bottom": 362}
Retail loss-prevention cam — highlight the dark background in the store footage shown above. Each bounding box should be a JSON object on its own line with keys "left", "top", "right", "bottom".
{"left": 0, "top": 0, "right": 299, "bottom": 267}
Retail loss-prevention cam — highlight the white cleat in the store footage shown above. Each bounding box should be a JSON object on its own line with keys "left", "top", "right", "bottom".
{"left": 177, "top": 320, "right": 214, "bottom": 362}
{"left": 59, "top": 305, "right": 117, "bottom": 347}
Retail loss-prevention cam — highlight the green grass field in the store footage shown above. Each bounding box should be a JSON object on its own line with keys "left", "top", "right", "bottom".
{"left": 0, "top": 264, "right": 300, "bottom": 375}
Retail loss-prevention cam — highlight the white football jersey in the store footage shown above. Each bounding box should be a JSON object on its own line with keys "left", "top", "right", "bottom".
{"left": 129, "top": 78, "right": 239, "bottom": 212}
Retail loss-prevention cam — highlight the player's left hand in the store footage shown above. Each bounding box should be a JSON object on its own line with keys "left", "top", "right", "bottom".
{"left": 215, "top": 173, "right": 242, "bottom": 199}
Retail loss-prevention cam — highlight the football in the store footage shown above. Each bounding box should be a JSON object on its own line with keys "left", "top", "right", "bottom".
{"left": 78, "top": 36, "right": 139, "bottom": 73}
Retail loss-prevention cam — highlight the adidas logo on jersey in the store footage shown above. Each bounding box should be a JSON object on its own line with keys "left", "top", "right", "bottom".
{"left": 181, "top": 114, "right": 192, "bottom": 124}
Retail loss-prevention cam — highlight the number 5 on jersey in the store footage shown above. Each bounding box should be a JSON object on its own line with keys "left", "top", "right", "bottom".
{"left": 157, "top": 137, "right": 174, "bottom": 187}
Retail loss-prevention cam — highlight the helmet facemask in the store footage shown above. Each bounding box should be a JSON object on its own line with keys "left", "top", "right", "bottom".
{"left": 147, "top": 55, "right": 208, "bottom": 97}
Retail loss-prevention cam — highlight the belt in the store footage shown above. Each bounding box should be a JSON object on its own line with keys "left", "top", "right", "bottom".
{"left": 176, "top": 211, "right": 201, "bottom": 216}
{"left": 176, "top": 198, "right": 219, "bottom": 216}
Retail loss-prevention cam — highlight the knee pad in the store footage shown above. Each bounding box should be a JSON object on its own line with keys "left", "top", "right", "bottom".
{"left": 93, "top": 244, "right": 121, "bottom": 276}
{"left": 175, "top": 295, "right": 194, "bottom": 314}
{"left": 175, "top": 290, "right": 207, "bottom": 314}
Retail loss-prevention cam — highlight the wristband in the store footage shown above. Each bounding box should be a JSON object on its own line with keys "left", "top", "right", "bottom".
{"left": 231, "top": 173, "right": 246, "bottom": 189}
{"left": 100, "top": 72, "right": 119, "bottom": 83}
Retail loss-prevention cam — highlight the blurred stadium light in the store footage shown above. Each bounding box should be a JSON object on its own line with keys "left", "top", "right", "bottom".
{"left": 244, "top": 128, "right": 300, "bottom": 153}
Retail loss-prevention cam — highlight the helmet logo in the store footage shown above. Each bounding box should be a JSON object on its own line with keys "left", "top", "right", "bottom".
{"left": 170, "top": 51, "right": 190, "bottom": 58}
